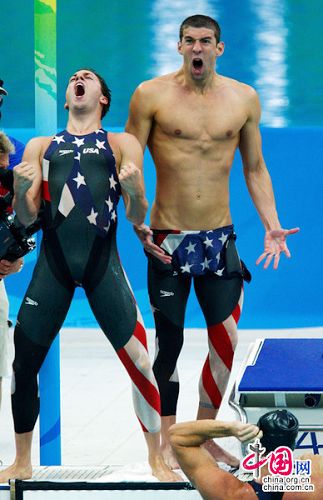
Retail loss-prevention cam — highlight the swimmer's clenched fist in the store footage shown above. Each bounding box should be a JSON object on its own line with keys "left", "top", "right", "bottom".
{"left": 13, "top": 161, "right": 37, "bottom": 195}
{"left": 229, "top": 421, "right": 262, "bottom": 443}
{"left": 118, "top": 161, "right": 143, "bottom": 197}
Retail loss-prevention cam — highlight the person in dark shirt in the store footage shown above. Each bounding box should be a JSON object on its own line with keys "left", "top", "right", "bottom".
{"left": 0, "top": 132, "right": 23, "bottom": 416}
{"left": 0, "top": 78, "right": 25, "bottom": 412}
{"left": 0, "top": 79, "right": 24, "bottom": 169}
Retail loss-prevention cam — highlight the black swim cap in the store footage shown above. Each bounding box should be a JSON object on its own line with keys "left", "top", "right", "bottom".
{"left": 257, "top": 410, "right": 299, "bottom": 453}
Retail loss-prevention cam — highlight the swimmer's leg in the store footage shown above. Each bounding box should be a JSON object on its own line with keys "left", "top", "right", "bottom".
{"left": 147, "top": 254, "right": 191, "bottom": 468}
{"left": 84, "top": 241, "right": 181, "bottom": 481}
{"left": 0, "top": 251, "right": 74, "bottom": 482}
{"left": 194, "top": 275, "right": 244, "bottom": 467}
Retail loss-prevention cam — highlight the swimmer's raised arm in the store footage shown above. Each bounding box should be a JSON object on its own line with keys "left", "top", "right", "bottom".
{"left": 169, "top": 419, "right": 260, "bottom": 500}
{"left": 112, "top": 131, "right": 148, "bottom": 225}
{"left": 13, "top": 137, "right": 49, "bottom": 226}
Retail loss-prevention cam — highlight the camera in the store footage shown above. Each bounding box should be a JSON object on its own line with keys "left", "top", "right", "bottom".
{"left": 0, "top": 79, "right": 41, "bottom": 261}
{"left": 0, "top": 169, "right": 42, "bottom": 261}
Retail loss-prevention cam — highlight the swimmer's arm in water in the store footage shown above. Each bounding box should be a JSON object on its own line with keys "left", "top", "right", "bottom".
{"left": 239, "top": 88, "right": 299, "bottom": 269}
{"left": 169, "top": 420, "right": 261, "bottom": 500}
{"left": 13, "top": 137, "right": 44, "bottom": 226}
{"left": 116, "top": 132, "right": 148, "bottom": 226}
{"left": 169, "top": 419, "right": 261, "bottom": 448}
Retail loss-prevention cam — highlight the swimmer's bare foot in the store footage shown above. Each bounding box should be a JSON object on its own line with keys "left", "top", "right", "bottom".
{"left": 159, "top": 415, "right": 180, "bottom": 469}
{"left": 0, "top": 463, "right": 32, "bottom": 483}
{"left": 149, "top": 454, "right": 182, "bottom": 482}
{"left": 161, "top": 444, "right": 180, "bottom": 470}
{"left": 204, "top": 439, "right": 240, "bottom": 468}
{"left": 145, "top": 429, "right": 181, "bottom": 480}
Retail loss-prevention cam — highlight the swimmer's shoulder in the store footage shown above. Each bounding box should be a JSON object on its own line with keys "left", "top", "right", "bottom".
{"left": 133, "top": 72, "right": 179, "bottom": 99}
{"left": 217, "top": 74, "right": 257, "bottom": 96}
{"left": 23, "top": 135, "right": 54, "bottom": 162}
{"left": 218, "top": 74, "right": 259, "bottom": 103}
{"left": 215, "top": 75, "right": 260, "bottom": 117}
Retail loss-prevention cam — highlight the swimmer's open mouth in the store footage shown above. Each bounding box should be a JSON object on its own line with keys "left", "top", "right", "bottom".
{"left": 75, "top": 82, "right": 85, "bottom": 96}
{"left": 192, "top": 58, "right": 203, "bottom": 69}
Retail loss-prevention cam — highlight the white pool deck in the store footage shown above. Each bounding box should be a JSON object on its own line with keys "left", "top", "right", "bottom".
{"left": 0, "top": 326, "right": 322, "bottom": 480}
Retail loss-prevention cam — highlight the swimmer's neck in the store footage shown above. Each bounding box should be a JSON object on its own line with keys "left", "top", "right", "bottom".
{"left": 175, "top": 67, "right": 221, "bottom": 93}
{"left": 66, "top": 115, "right": 102, "bottom": 136}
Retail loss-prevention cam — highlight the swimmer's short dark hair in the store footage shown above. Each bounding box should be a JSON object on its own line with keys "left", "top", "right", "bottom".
{"left": 179, "top": 15, "right": 221, "bottom": 43}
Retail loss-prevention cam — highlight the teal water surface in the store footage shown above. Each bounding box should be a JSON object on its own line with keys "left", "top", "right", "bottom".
{"left": 1, "top": 0, "right": 323, "bottom": 128}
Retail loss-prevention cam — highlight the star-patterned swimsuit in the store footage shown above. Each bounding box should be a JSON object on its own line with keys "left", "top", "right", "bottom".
{"left": 148, "top": 226, "right": 250, "bottom": 416}
{"left": 42, "top": 129, "right": 120, "bottom": 242}
{"left": 11, "top": 129, "right": 161, "bottom": 435}
{"left": 152, "top": 226, "right": 235, "bottom": 276}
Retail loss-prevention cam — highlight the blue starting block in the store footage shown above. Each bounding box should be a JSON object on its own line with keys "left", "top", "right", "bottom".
{"left": 229, "top": 338, "right": 323, "bottom": 456}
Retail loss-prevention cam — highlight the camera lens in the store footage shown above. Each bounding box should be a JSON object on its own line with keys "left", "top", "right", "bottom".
{"left": 304, "top": 394, "right": 321, "bottom": 408}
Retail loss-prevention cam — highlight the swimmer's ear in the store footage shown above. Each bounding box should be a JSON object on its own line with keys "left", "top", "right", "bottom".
{"left": 100, "top": 95, "right": 108, "bottom": 106}
{"left": 177, "top": 40, "right": 183, "bottom": 55}
{"left": 216, "top": 41, "right": 225, "bottom": 57}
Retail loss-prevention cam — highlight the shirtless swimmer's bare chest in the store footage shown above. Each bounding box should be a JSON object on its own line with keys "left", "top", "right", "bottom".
{"left": 147, "top": 76, "right": 249, "bottom": 230}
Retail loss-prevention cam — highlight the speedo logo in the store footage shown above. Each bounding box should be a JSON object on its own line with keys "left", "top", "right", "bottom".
{"left": 58, "top": 149, "right": 74, "bottom": 156}
{"left": 83, "top": 148, "right": 99, "bottom": 154}
{"left": 25, "top": 296, "right": 38, "bottom": 306}
{"left": 160, "top": 290, "right": 174, "bottom": 298}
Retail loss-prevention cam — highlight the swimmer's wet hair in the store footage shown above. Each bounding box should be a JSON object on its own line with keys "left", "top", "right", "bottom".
{"left": 179, "top": 15, "right": 221, "bottom": 43}
{"left": 76, "top": 68, "right": 111, "bottom": 118}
